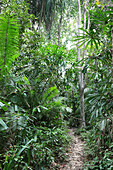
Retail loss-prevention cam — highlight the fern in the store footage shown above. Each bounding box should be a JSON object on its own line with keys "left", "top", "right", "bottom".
{"left": 0, "top": 14, "right": 19, "bottom": 72}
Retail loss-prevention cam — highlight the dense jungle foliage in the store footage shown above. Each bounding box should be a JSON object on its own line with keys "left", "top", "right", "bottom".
{"left": 0, "top": 0, "right": 113, "bottom": 169}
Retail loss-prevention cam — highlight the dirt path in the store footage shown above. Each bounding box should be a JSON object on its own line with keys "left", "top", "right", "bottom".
{"left": 60, "top": 128, "right": 85, "bottom": 170}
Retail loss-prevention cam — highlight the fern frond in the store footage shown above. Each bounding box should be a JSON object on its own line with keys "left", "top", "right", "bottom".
{"left": 0, "top": 14, "right": 19, "bottom": 72}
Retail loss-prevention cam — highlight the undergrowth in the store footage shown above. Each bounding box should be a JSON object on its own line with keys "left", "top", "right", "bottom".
{"left": 75, "top": 127, "right": 113, "bottom": 170}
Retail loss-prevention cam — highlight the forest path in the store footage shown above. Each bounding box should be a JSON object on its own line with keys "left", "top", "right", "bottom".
{"left": 60, "top": 128, "right": 85, "bottom": 170}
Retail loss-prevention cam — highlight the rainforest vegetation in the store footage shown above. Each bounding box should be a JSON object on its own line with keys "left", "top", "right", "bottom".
{"left": 0, "top": 0, "right": 113, "bottom": 169}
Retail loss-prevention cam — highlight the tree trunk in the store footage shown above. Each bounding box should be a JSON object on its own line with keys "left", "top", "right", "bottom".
{"left": 58, "top": 1, "right": 63, "bottom": 47}
{"left": 77, "top": 0, "right": 86, "bottom": 127}
{"left": 80, "top": 72, "right": 85, "bottom": 127}
{"left": 83, "top": 1, "right": 86, "bottom": 58}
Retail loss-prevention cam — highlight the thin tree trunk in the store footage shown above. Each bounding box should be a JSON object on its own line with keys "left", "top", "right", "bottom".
{"left": 0, "top": 2, "right": 1, "bottom": 14}
{"left": 83, "top": 1, "right": 87, "bottom": 58}
{"left": 58, "top": 2, "right": 63, "bottom": 47}
{"left": 84, "top": 1, "right": 90, "bottom": 87}
{"left": 83, "top": 0, "right": 89, "bottom": 87}
{"left": 87, "top": 8, "right": 90, "bottom": 30}
{"left": 77, "top": 0, "right": 85, "bottom": 127}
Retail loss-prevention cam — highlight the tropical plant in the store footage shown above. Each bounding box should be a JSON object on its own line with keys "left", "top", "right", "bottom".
{"left": 74, "top": 2, "right": 113, "bottom": 169}
{"left": 0, "top": 15, "right": 72, "bottom": 168}
{"left": 0, "top": 14, "right": 19, "bottom": 73}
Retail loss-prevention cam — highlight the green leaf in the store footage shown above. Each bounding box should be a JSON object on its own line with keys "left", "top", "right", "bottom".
{"left": 23, "top": 76, "right": 30, "bottom": 85}
{"left": 39, "top": 106, "right": 48, "bottom": 110}
{"left": 93, "top": 39, "right": 98, "bottom": 49}
{"left": 66, "top": 107, "right": 72, "bottom": 113}
{"left": 43, "top": 86, "right": 59, "bottom": 103}
{"left": 1, "top": 106, "right": 7, "bottom": 111}
{"left": 78, "top": 39, "right": 89, "bottom": 48}
{"left": 7, "top": 139, "right": 33, "bottom": 170}
{"left": 101, "top": 119, "right": 106, "bottom": 131}
{"left": 32, "top": 107, "right": 37, "bottom": 113}
{"left": 91, "top": 40, "right": 93, "bottom": 51}
{"left": 37, "top": 107, "right": 41, "bottom": 112}
{"left": 79, "top": 28, "right": 90, "bottom": 35}
{"left": 0, "top": 102, "right": 5, "bottom": 107}
{"left": 16, "top": 139, "right": 33, "bottom": 157}
{"left": 82, "top": 65, "right": 88, "bottom": 74}
{"left": 0, "top": 118, "right": 8, "bottom": 131}
{"left": 84, "top": 40, "right": 91, "bottom": 50}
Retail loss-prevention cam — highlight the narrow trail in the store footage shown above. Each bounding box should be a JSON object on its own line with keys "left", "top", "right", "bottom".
{"left": 60, "top": 128, "right": 85, "bottom": 170}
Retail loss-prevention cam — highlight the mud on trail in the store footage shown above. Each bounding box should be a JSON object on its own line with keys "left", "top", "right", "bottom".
{"left": 60, "top": 128, "right": 85, "bottom": 170}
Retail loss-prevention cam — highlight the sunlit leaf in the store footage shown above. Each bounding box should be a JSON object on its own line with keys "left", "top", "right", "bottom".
{"left": 0, "top": 118, "right": 8, "bottom": 131}
{"left": 23, "top": 76, "right": 30, "bottom": 85}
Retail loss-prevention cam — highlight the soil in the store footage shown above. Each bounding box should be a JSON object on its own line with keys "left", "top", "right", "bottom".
{"left": 60, "top": 128, "right": 85, "bottom": 170}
